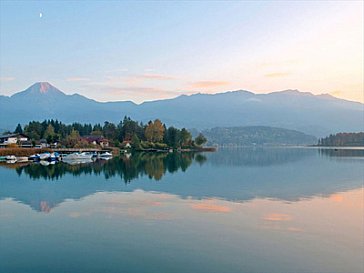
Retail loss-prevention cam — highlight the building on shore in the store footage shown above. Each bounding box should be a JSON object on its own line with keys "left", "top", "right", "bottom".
{"left": 81, "top": 136, "right": 110, "bottom": 148}
{"left": 0, "top": 133, "right": 32, "bottom": 148}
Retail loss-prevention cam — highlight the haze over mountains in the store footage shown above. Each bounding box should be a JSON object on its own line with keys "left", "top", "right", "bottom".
{"left": 0, "top": 82, "right": 363, "bottom": 137}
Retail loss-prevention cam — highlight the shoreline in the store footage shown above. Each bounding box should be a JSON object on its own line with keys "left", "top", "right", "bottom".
{"left": 0, "top": 146, "right": 217, "bottom": 157}
{"left": 2, "top": 145, "right": 364, "bottom": 157}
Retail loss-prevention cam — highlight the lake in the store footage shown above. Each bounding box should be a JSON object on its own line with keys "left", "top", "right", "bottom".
{"left": 0, "top": 148, "right": 363, "bottom": 273}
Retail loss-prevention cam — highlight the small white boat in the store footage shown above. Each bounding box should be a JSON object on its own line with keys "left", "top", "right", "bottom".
{"left": 28, "top": 154, "right": 40, "bottom": 161}
{"left": 99, "top": 152, "right": 112, "bottom": 159}
{"left": 62, "top": 152, "right": 93, "bottom": 160}
{"left": 39, "top": 152, "right": 51, "bottom": 160}
{"left": 5, "top": 155, "right": 16, "bottom": 161}
{"left": 16, "top": 157, "right": 29, "bottom": 163}
{"left": 48, "top": 152, "right": 59, "bottom": 161}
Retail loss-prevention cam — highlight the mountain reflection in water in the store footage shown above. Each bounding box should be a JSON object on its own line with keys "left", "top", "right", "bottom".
{"left": 0, "top": 148, "right": 363, "bottom": 213}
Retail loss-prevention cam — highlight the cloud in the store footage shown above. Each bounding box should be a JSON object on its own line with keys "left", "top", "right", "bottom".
{"left": 101, "top": 73, "right": 175, "bottom": 87}
{"left": 191, "top": 200, "right": 231, "bottom": 213}
{"left": 66, "top": 77, "right": 90, "bottom": 82}
{"left": 136, "top": 73, "right": 175, "bottom": 80}
{"left": 263, "top": 213, "right": 291, "bottom": 221}
{"left": 261, "top": 225, "right": 304, "bottom": 233}
{"left": 264, "top": 72, "right": 291, "bottom": 78}
{"left": 109, "top": 86, "right": 176, "bottom": 97}
{"left": 106, "top": 68, "right": 129, "bottom": 73}
{"left": 260, "top": 60, "right": 299, "bottom": 68}
{"left": 190, "top": 81, "right": 230, "bottom": 88}
{"left": 0, "top": 77, "right": 15, "bottom": 82}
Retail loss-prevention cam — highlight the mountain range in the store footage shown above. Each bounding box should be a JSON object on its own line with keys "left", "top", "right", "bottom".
{"left": 0, "top": 82, "right": 363, "bottom": 137}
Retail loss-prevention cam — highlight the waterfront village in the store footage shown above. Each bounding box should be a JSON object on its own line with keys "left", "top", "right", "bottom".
{"left": 0, "top": 117, "right": 212, "bottom": 164}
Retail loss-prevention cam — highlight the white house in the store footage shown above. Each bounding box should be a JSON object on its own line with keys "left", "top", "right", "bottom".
{"left": 0, "top": 133, "right": 30, "bottom": 147}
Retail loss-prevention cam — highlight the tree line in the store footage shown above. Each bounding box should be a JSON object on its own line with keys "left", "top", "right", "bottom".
{"left": 318, "top": 132, "right": 364, "bottom": 146}
{"left": 12, "top": 117, "right": 207, "bottom": 149}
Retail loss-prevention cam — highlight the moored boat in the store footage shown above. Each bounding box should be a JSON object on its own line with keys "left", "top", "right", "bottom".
{"left": 28, "top": 154, "right": 40, "bottom": 161}
{"left": 62, "top": 152, "right": 93, "bottom": 160}
{"left": 48, "top": 152, "right": 60, "bottom": 161}
{"left": 39, "top": 152, "right": 51, "bottom": 161}
{"left": 5, "top": 155, "right": 17, "bottom": 161}
{"left": 99, "top": 152, "right": 112, "bottom": 160}
{"left": 16, "top": 157, "right": 29, "bottom": 163}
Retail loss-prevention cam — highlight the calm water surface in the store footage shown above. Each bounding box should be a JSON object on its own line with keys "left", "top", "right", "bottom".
{"left": 0, "top": 148, "right": 363, "bottom": 273}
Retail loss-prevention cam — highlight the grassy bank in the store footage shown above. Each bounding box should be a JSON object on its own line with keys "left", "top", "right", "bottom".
{"left": 0, "top": 148, "right": 52, "bottom": 157}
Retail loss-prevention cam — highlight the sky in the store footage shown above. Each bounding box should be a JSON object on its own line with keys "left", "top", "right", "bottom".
{"left": 0, "top": 1, "right": 363, "bottom": 103}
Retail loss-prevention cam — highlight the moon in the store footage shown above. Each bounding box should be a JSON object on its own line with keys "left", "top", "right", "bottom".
{"left": 39, "top": 12, "right": 43, "bottom": 18}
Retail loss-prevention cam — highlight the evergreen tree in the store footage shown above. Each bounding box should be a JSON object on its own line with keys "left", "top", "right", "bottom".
{"left": 14, "top": 123, "right": 23, "bottom": 134}
{"left": 195, "top": 133, "right": 207, "bottom": 146}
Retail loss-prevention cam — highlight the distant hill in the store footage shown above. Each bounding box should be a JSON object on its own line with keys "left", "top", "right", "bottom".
{"left": 0, "top": 82, "right": 363, "bottom": 137}
{"left": 201, "top": 126, "right": 317, "bottom": 146}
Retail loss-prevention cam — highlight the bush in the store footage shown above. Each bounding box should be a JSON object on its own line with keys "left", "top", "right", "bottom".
{"left": 141, "top": 141, "right": 156, "bottom": 149}
{"left": 154, "top": 142, "right": 168, "bottom": 149}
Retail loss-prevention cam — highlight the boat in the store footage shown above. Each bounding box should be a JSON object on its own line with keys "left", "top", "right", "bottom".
{"left": 48, "top": 152, "right": 59, "bottom": 161}
{"left": 5, "top": 155, "right": 16, "bottom": 161}
{"left": 16, "top": 157, "right": 29, "bottom": 163}
{"left": 62, "top": 152, "right": 93, "bottom": 160}
{"left": 0, "top": 156, "right": 7, "bottom": 162}
{"left": 99, "top": 152, "right": 112, "bottom": 159}
{"left": 28, "top": 154, "right": 40, "bottom": 161}
{"left": 39, "top": 152, "right": 51, "bottom": 161}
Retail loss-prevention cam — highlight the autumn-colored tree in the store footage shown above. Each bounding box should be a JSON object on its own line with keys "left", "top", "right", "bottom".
{"left": 145, "top": 119, "right": 165, "bottom": 142}
{"left": 65, "top": 129, "right": 80, "bottom": 147}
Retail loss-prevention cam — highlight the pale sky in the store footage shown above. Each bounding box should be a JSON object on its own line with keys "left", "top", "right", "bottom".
{"left": 0, "top": 1, "right": 363, "bottom": 103}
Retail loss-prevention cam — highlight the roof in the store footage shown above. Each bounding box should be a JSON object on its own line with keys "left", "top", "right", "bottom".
{"left": 0, "top": 133, "right": 29, "bottom": 139}
{"left": 82, "top": 136, "right": 109, "bottom": 142}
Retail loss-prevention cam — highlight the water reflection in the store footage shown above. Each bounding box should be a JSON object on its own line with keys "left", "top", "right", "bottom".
{"left": 15, "top": 152, "right": 204, "bottom": 182}
{"left": 318, "top": 147, "right": 364, "bottom": 158}
{"left": 205, "top": 147, "right": 314, "bottom": 166}
{"left": 0, "top": 148, "right": 363, "bottom": 213}
{"left": 1, "top": 148, "right": 363, "bottom": 273}
{"left": 1, "top": 188, "right": 362, "bottom": 273}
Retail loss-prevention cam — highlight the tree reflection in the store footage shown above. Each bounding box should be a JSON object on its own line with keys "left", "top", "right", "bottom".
{"left": 318, "top": 148, "right": 364, "bottom": 158}
{"left": 16, "top": 152, "right": 206, "bottom": 183}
